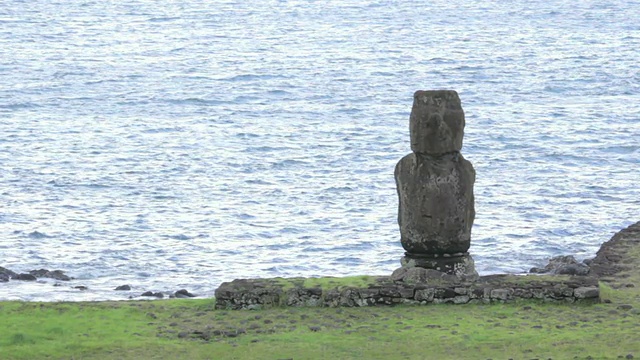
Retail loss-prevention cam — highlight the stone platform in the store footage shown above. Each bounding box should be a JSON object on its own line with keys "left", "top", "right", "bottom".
{"left": 214, "top": 221, "right": 640, "bottom": 309}
{"left": 214, "top": 273, "right": 598, "bottom": 310}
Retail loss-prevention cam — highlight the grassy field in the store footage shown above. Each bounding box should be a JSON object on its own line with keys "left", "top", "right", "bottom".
{"left": 4, "top": 226, "right": 640, "bottom": 360}
{"left": 1, "top": 279, "right": 639, "bottom": 360}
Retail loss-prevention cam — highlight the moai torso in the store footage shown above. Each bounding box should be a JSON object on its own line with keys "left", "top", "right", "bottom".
{"left": 395, "top": 90, "right": 476, "bottom": 257}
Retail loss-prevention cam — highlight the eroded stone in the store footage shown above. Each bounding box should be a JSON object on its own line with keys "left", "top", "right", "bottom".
{"left": 399, "top": 253, "right": 479, "bottom": 281}
{"left": 409, "top": 90, "right": 465, "bottom": 155}
{"left": 395, "top": 152, "right": 475, "bottom": 255}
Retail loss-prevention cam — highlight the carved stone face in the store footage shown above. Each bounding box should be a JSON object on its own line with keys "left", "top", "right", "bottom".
{"left": 410, "top": 90, "right": 465, "bottom": 155}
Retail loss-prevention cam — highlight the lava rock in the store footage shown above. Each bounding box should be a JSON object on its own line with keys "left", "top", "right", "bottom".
{"left": 115, "top": 285, "right": 132, "bottom": 291}
{"left": 390, "top": 267, "right": 458, "bottom": 283}
{"left": 529, "top": 255, "right": 590, "bottom": 276}
{"left": 1, "top": 266, "right": 17, "bottom": 278}
{"left": 14, "top": 273, "right": 37, "bottom": 281}
{"left": 395, "top": 152, "right": 475, "bottom": 255}
{"left": 29, "top": 269, "right": 72, "bottom": 281}
{"left": 409, "top": 90, "right": 465, "bottom": 155}
{"left": 141, "top": 291, "right": 164, "bottom": 298}
{"left": 174, "top": 289, "right": 196, "bottom": 298}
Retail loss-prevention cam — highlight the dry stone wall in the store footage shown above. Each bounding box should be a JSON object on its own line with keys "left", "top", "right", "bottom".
{"left": 214, "top": 273, "right": 599, "bottom": 310}
{"left": 214, "top": 221, "right": 640, "bottom": 309}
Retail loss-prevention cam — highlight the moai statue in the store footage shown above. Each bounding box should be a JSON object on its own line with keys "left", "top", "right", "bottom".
{"left": 395, "top": 90, "right": 478, "bottom": 280}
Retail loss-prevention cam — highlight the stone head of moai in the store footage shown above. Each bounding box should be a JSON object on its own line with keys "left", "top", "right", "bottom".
{"left": 395, "top": 90, "right": 476, "bottom": 278}
{"left": 410, "top": 90, "right": 465, "bottom": 155}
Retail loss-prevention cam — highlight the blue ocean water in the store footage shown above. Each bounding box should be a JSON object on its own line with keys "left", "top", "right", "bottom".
{"left": 0, "top": 0, "right": 638, "bottom": 301}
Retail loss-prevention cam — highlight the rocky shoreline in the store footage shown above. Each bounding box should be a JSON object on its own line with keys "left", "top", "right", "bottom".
{"left": 0, "top": 266, "right": 197, "bottom": 299}
{"left": 3, "top": 221, "right": 638, "bottom": 303}
{"left": 214, "top": 221, "right": 640, "bottom": 309}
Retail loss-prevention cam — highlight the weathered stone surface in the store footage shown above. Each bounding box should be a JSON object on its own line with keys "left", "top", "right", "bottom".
{"left": 215, "top": 279, "right": 285, "bottom": 310}
{"left": 285, "top": 287, "right": 323, "bottom": 307}
{"left": 1, "top": 266, "right": 17, "bottom": 278}
{"left": 530, "top": 255, "right": 590, "bottom": 276}
{"left": 453, "top": 295, "right": 470, "bottom": 304}
{"left": 29, "top": 269, "right": 72, "bottom": 281}
{"left": 409, "top": 90, "right": 465, "bottom": 155}
{"left": 394, "top": 90, "right": 476, "bottom": 275}
{"left": 574, "top": 286, "right": 599, "bottom": 299}
{"left": 390, "top": 267, "right": 458, "bottom": 284}
{"left": 589, "top": 221, "right": 640, "bottom": 278}
{"left": 174, "top": 289, "right": 196, "bottom": 298}
{"left": 1, "top": 267, "right": 72, "bottom": 281}
{"left": 490, "top": 289, "right": 513, "bottom": 301}
{"left": 414, "top": 288, "right": 435, "bottom": 302}
{"left": 141, "top": 291, "right": 164, "bottom": 298}
{"left": 14, "top": 273, "right": 37, "bottom": 281}
{"left": 400, "top": 253, "right": 479, "bottom": 281}
{"left": 213, "top": 274, "right": 599, "bottom": 309}
{"left": 395, "top": 152, "right": 475, "bottom": 255}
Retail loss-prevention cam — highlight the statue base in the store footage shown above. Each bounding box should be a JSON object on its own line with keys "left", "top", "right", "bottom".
{"left": 400, "top": 252, "right": 479, "bottom": 281}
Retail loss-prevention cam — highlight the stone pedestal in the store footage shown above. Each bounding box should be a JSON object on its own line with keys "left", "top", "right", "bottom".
{"left": 400, "top": 253, "right": 479, "bottom": 281}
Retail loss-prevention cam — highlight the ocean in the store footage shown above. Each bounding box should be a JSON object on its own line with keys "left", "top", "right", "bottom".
{"left": 0, "top": 0, "right": 638, "bottom": 301}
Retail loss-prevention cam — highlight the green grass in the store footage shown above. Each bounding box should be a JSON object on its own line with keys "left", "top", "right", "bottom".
{"left": 4, "top": 228, "right": 640, "bottom": 360}
{"left": 273, "top": 275, "right": 383, "bottom": 290}
{"left": 490, "top": 274, "right": 574, "bottom": 284}
{"left": 1, "top": 293, "right": 640, "bottom": 359}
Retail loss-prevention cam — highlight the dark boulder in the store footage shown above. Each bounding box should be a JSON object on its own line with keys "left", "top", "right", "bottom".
{"left": 14, "top": 273, "right": 37, "bottom": 281}
{"left": 1, "top": 266, "right": 17, "bottom": 278}
{"left": 29, "top": 269, "right": 72, "bottom": 281}
{"left": 115, "top": 285, "right": 132, "bottom": 291}
{"left": 530, "top": 255, "right": 590, "bottom": 276}
{"left": 174, "top": 289, "right": 196, "bottom": 298}
{"left": 141, "top": 291, "right": 164, "bottom": 298}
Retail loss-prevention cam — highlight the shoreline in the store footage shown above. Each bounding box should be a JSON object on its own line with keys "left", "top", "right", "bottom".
{"left": 1, "top": 220, "right": 640, "bottom": 359}
{"left": 3, "top": 220, "right": 638, "bottom": 304}
{"left": 214, "top": 220, "right": 640, "bottom": 309}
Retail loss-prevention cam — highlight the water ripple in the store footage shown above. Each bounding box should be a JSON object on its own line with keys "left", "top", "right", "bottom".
{"left": 0, "top": 0, "right": 638, "bottom": 301}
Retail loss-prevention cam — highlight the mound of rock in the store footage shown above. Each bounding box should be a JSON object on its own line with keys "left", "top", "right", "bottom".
{"left": 589, "top": 221, "right": 640, "bottom": 278}
{"left": 0, "top": 266, "right": 72, "bottom": 282}
{"left": 530, "top": 255, "right": 590, "bottom": 276}
{"left": 29, "top": 269, "right": 73, "bottom": 281}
